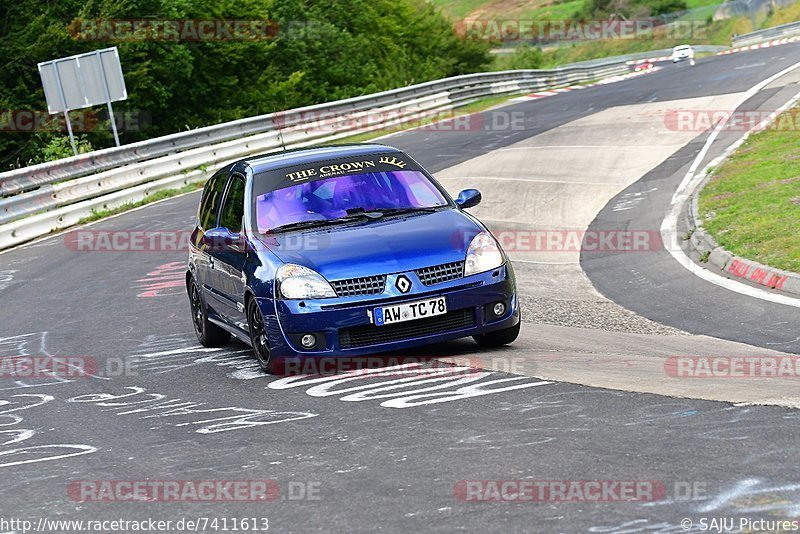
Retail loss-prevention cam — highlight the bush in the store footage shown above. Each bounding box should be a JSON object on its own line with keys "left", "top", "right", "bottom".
{"left": 40, "top": 135, "right": 94, "bottom": 161}
{"left": 582, "top": 0, "right": 686, "bottom": 18}
{"left": 495, "top": 45, "right": 545, "bottom": 70}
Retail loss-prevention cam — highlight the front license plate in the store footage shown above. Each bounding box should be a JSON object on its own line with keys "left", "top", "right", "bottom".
{"left": 374, "top": 297, "right": 447, "bottom": 326}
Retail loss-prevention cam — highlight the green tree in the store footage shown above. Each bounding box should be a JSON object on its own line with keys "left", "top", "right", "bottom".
{"left": 0, "top": 0, "right": 490, "bottom": 169}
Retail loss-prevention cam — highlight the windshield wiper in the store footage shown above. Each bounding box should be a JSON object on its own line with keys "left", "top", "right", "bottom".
{"left": 344, "top": 206, "right": 440, "bottom": 218}
{"left": 268, "top": 211, "right": 382, "bottom": 233}
{"left": 268, "top": 207, "right": 440, "bottom": 233}
{"left": 267, "top": 219, "right": 347, "bottom": 233}
{"left": 345, "top": 207, "right": 386, "bottom": 219}
{"left": 372, "top": 206, "right": 440, "bottom": 217}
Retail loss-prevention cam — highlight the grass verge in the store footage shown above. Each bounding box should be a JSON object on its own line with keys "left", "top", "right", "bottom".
{"left": 494, "top": 16, "right": 755, "bottom": 69}
{"left": 698, "top": 106, "right": 800, "bottom": 273}
{"left": 486, "top": 0, "right": 800, "bottom": 70}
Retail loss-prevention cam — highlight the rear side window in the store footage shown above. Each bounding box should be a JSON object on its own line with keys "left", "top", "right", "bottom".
{"left": 198, "top": 172, "right": 228, "bottom": 230}
{"left": 218, "top": 176, "right": 246, "bottom": 234}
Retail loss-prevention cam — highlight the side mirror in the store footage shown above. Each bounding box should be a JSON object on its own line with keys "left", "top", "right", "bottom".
{"left": 202, "top": 227, "right": 242, "bottom": 252}
{"left": 456, "top": 189, "right": 482, "bottom": 209}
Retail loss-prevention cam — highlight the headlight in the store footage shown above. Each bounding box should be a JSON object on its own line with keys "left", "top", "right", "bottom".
{"left": 464, "top": 231, "right": 504, "bottom": 276}
{"left": 277, "top": 264, "right": 336, "bottom": 299}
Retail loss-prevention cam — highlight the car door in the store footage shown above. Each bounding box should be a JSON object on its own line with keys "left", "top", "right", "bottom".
{"left": 193, "top": 170, "right": 229, "bottom": 313}
{"left": 209, "top": 173, "right": 248, "bottom": 327}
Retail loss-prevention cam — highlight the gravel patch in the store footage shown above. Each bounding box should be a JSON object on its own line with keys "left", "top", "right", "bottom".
{"left": 518, "top": 294, "right": 687, "bottom": 336}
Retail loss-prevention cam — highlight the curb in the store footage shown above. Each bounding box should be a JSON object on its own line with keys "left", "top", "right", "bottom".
{"left": 722, "top": 35, "right": 800, "bottom": 54}
{"left": 626, "top": 55, "right": 671, "bottom": 65}
{"left": 685, "top": 180, "right": 800, "bottom": 298}
{"left": 515, "top": 64, "right": 659, "bottom": 102}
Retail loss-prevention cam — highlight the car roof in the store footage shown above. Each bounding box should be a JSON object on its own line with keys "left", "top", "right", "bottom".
{"left": 242, "top": 144, "right": 404, "bottom": 175}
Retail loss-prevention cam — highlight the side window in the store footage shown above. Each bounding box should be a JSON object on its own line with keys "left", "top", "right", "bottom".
{"left": 218, "top": 176, "right": 246, "bottom": 234}
{"left": 198, "top": 172, "right": 228, "bottom": 230}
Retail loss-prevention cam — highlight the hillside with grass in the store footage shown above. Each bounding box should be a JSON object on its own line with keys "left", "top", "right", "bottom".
{"left": 428, "top": 0, "right": 799, "bottom": 69}
{"left": 430, "top": 0, "right": 724, "bottom": 22}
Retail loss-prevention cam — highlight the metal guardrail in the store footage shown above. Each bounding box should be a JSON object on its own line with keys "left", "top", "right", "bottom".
{"left": 732, "top": 20, "right": 800, "bottom": 47}
{"left": 0, "top": 62, "right": 624, "bottom": 196}
{"left": 0, "top": 59, "right": 631, "bottom": 251}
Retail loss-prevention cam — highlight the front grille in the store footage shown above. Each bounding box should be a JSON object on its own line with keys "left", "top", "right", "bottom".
{"left": 416, "top": 261, "right": 464, "bottom": 286}
{"left": 339, "top": 308, "right": 475, "bottom": 349}
{"left": 331, "top": 275, "right": 386, "bottom": 297}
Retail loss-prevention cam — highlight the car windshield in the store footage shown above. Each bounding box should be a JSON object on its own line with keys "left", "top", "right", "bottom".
{"left": 254, "top": 170, "right": 449, "bottom": 233}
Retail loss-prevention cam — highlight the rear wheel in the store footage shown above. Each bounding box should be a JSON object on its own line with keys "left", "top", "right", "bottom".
{"left": 247, "top": 298, "right": 274, "bottom": 373}
{"left": 473, "top": 321, "right": 520, "bottom": 348}
{"left": 188, "top": 278, "right": 231, "bottom": 347}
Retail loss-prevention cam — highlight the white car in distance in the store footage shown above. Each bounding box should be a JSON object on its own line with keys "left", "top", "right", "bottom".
{"left": 672, "top": 44, "right": 695, "bottom": 63}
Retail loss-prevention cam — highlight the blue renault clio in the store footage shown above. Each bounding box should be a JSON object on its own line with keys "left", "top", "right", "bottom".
{"left": 187, "top": 144, "right": 520, "bottom": 373}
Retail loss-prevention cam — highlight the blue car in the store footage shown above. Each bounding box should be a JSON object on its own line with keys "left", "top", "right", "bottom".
{"left": 187, "top": 144, "right": 520, "bottom": 373}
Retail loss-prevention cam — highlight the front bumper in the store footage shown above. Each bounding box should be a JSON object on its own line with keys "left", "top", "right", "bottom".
{"left": 260, "top": 264, "right": 518, "bottom": 358}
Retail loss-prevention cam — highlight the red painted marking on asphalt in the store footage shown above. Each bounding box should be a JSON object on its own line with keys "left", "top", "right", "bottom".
{"left": 134, "top": 261, "right": 185, "bottom": 298}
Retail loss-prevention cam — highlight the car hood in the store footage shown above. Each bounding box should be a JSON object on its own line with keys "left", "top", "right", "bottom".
{"left": 257, "top": 209, "right": 484, "bottom": 281}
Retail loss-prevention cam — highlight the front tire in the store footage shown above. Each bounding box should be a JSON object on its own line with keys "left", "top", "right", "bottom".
{"left": 473, "top": 321, "right": 520, "bottom": 348}
{"left": 247, "top": 298, "right": 274, "bottom": 374}
{"left": 189, "top": 278, "right": 231, "bottom": 347}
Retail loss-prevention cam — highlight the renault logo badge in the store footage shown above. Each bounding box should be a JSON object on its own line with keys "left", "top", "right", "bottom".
{"left": 395, "top": 275, "right": 412, "bottom": 293}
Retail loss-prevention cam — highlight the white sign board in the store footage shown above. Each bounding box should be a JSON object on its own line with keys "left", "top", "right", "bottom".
{"left": 38, "top": 47, "right": 127, "bottom": 114}
{"left": 37, "top": 47, "right": 128, "bottom": 153}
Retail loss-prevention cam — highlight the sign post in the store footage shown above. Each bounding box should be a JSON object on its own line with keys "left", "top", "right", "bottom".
{"left": 38, "top": 47, "right": 128, "bottom": 156}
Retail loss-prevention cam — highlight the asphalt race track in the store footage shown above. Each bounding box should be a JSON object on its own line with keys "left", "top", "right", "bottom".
{"left": 1, "top": 44, "right": 800, "bottom": 533}
{"left": 582, "top": 77, "right": 800, "bottom": 352}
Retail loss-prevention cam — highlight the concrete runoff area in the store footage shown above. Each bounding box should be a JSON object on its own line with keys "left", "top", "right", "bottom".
{"left": 430, "top": 92, "right": 800, "bottom": 405}
{"left": 478, "top": 326, "right": 800, "bottom": 408}
{"left": 434, "top": 93, "right": 744, "bottom": 266}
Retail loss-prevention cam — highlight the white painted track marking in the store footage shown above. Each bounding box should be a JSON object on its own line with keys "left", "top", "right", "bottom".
{"left": 661, "top": 60, "right": 800, "bottom": 309}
